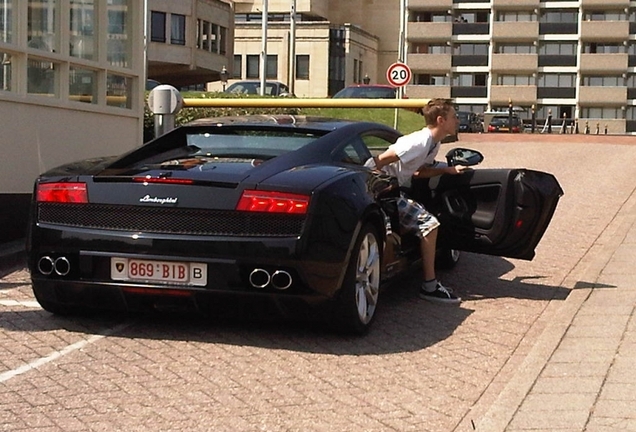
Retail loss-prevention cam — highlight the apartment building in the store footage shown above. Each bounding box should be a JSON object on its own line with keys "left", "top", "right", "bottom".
{"left": 227, "top": 0, "right": 636, "bottom": 133}
{"left": 407, "top": 0, "right": 636, "bottom": 133}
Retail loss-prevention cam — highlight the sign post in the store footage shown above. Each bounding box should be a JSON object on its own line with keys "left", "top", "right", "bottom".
{"left": 386, "top": 62, "right": 412, "bottom": 129}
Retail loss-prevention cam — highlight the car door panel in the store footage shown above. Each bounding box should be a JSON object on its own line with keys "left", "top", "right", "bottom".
{"left": 412, "top": 168, "right": 563, "bottom": 260}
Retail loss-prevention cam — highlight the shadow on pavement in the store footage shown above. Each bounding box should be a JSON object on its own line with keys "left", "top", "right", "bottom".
{"left": 0, "top": 253, "right": 593, "bottom": 356}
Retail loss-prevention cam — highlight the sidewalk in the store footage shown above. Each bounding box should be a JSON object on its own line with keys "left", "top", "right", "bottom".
{"left": 473, "top": 178, "right": 636, "bottom": 430}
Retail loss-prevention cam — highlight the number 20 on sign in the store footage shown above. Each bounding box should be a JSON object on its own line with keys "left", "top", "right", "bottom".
{"left": 386, "top": 62, "right": 412, "bottom": 87}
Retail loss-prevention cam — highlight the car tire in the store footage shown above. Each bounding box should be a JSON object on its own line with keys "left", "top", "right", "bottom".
{"left": 436, "top": 248, "right": 460, "bottom": 270}
{"left": 331, "top": 224, "right": 381, "bottom": 335}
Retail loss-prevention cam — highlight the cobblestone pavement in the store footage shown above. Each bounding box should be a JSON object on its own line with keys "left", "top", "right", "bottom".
{"left": 1, "top": 133, "right": 635, "bottom": 431}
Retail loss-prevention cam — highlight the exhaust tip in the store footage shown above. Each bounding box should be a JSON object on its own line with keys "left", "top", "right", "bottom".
{"left": 249, "top": 268, "right": 270, "bottom": 289}
{"left": 37, "top": 256, "right": 54, "bottom": 275}
{"left": 54, "top": 257, "right": 71, "bottom": 276}
{"left": 271, "top": 270, "right": 292, "bottom": 290}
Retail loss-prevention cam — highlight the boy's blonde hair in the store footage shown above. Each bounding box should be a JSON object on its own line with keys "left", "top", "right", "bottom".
{"left": 422, "top": 98, "right": 455, "bottom": 127}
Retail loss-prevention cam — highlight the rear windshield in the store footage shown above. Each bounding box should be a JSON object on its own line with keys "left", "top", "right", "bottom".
{"left": 186, "top": 130, "right": 322, "bottom": 158}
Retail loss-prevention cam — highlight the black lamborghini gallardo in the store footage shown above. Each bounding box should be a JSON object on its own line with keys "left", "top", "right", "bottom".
{"left": 27, "top": 115, "right": 563, "bottom": 333}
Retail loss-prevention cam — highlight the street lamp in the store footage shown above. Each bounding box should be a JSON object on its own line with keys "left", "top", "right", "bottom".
{"left": 220, "top": 65, "right": 229, "bottom": 92}
{"left": 363, "top": 74, "right": 370, "bottom": 85}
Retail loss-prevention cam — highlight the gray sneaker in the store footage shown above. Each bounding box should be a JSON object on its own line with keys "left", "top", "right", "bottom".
{"left": 419, "top": 282, "right": 461, "bottom": 304}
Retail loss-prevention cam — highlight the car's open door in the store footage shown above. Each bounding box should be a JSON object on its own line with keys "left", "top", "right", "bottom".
{"left": 411, "top": 168, "right": 563, "bottom": 260}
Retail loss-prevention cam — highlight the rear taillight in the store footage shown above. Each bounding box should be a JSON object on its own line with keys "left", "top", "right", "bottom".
{"left": 236, "top": 190, "right": 310, "bottom": 214}
{"left": 36, "top": 182, "right": 88, "bottom": 203}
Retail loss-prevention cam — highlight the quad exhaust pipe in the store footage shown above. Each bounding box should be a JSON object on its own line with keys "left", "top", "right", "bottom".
{"left": 248, "top": 268, "right": 292, "bottom": 290}
{"left": 37, "top": 256, "right": 71, "bottom": 276}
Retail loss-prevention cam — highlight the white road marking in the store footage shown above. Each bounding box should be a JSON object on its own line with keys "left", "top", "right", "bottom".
{"left": 0, "top": 299, "right": 41, "bottom": 308}
{"left": 0, "top": 322, "right": 131, "bottom": 383}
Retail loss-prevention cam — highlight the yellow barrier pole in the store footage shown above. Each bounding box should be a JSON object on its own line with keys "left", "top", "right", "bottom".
{"left": 182, "top": 98, "right": 430, "bottom": 109}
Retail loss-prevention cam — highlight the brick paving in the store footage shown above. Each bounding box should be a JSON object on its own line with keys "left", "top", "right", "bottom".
{"left": 0, "top": 133, "right": 635, "bottom": 431}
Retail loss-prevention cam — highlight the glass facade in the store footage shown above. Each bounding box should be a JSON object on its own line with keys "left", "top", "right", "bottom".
{"left": 1, "top": 0, "right": 139, "bottom": 111}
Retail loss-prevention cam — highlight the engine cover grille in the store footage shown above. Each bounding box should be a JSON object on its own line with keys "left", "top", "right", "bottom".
{"left": 37, "top": 203, "right": 305, "bottom": 237}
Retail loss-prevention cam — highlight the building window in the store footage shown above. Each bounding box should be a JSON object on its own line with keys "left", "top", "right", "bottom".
{"left": 0, "top": 0, "right": 13, "bottom": 43}
{"left": 540, "top": 10, "right": 577, "bottom": 23}
{"left": 497, "top": 11, "right": 536, "bottom": 22}
{"left": 0, "top": 51, "right": 11, "bottom": 91}
{"left": 539, "top": 42, "right": 576, "bottom": 56}
{"left": 27, "top": 57, "right": 58, "bottom": 97}
{"left": 582, "top": 76, "right": 624, "bottom": 86}
{"left": 69, "top": 66, "right": 96, "bottom": 104}
{"left": 415, "top": 74, "right": 450, "bottom": 85}
{"left": 70, "top": 0, "right": 95, "bottom": 60}
{"left": 497, "top": 75, "right": 534, "bottom": 86}
{"left": 581, "top": 107, "right": 623, "bottom": 119}
{"left": 583, "top": 10, "right": 627, "bottom": 21}
{"left": 28, "top": 0, "right": 57, "bottom": 52}
{"left": 219, "top": 26, "right": 227, "bottom": 55}
{"left": 452, "top": 73, "right": 487, "bottom": 87}
{"left": 411, "top": 43, "right": 451, "bottom": 54}
{"left": 538, "top": 73, "right": 576, "bottom": 87}
{"left": 171, "top": 14, "right": 186, "bottom": 45}
{"left": 296, "top": 55, "right": 309, "bottom": 80}
{"left": 266, "top": 55, "right": 277, "bottom": 79}
{"left": 496, "top": 44, "right": 536, "bottom": 54}
{"left": 106, "top": 73, "right": 131, "bottom": 109}
{"left": 583, "top": 43, "right": 624, "bottom": 54}
{"left": 107, "top": 2, "right": 131, "bottom": 68}
{"left": 233, "top": 55, "right": 242, "bottom": 79}
{"left": 246, "top": 55, "right": 259, "bottom": 78}
{"left": 411, "top": 11, "right": 451, "bottom": 23}
{"left": 151, "top": 11, "right": 166, "bottom": 43}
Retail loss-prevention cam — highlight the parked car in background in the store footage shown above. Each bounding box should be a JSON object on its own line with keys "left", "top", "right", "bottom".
{"left": 225, "top": 80, "right": 294, "bottom": 97}
{"left": 488, "top": 114, "right": 522, "bottom": 133}
{"left": 457, "top": 111, "right": 483, "bottom": 133}
{"left": 333, "top": 84, "right": 398, "bottom": 99}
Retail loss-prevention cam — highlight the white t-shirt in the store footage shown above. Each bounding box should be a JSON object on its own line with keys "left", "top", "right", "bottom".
{"left": 384, "top": 128, "right": 440, "bottom": 188}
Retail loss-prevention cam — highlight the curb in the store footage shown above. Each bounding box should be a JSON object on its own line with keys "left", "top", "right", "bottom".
{"left": 463, "top": 181, "right": 636, "bottom": 431}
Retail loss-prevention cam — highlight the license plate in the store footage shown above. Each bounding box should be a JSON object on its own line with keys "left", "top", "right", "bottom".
{"left": 111, "top": 258, "right": 207, "bottom": 287}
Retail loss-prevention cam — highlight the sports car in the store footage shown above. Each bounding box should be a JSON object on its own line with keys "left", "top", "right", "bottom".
{"left": 27, "top": 115, "right": 563, "bottom": 333}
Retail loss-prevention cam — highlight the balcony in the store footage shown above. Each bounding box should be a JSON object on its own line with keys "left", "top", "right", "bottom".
{"left": 537, "top": 87, "right": 576, "bottom": 99}
{"left": 580, "top": 0, "right": 629, "bottom": 7}
{"left": 405, "top": 85, "right": 451, "bottom": 99}
{"left": 490, "top": 85, "right": 537, "bottom": 105}
{"left": 580, "top": 54, "right": 628, "bottom": 73}
{"left": 539, "top": 23, "right": 577, "bottom": 35}
{"left": 451, "top": 87, "right": 488, "bottom": 98}
{"left": 492, "top": 22, "right": 538, "bottom": 41}
{"left": 538, "top": 55, "right": 577, "bottom": 67}
{"left": 580, "top": 21, "right": 630, "bottom": 42}
{"left": 579, "top": 86, "right": 627, "bottom": 105}
{"left": 408, "top": 22, "right": 452, "bottom": 42}
{"left": 452, "top": 55, "right": 489, "bottom": 67}
{"left": 407, "top": 54, "right": 452, "bottom": 72}
{"left": 409, "top": 0, "right": 453, "bottom": 9}
{"left": 452, "top": 23, "right": 490, "bottom": 35}
{"left": 491, "top": 54, "right": 538, "bottom": 72}
{"left": 492, "top": 0, "right": 540, "bottom": 8}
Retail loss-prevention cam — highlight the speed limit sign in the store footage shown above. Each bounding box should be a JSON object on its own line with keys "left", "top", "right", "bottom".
{"left": 386, "top": 62, "right": 412, "bottom": 87}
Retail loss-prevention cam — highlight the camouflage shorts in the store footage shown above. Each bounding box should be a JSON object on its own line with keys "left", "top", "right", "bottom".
{"left": 397, "top": 195, "right": 440, "bottom": 238}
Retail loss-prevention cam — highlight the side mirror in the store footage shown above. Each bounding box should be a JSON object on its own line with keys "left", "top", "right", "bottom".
{"left": 445, "top": 148, "right": 484, "bottom": 167}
